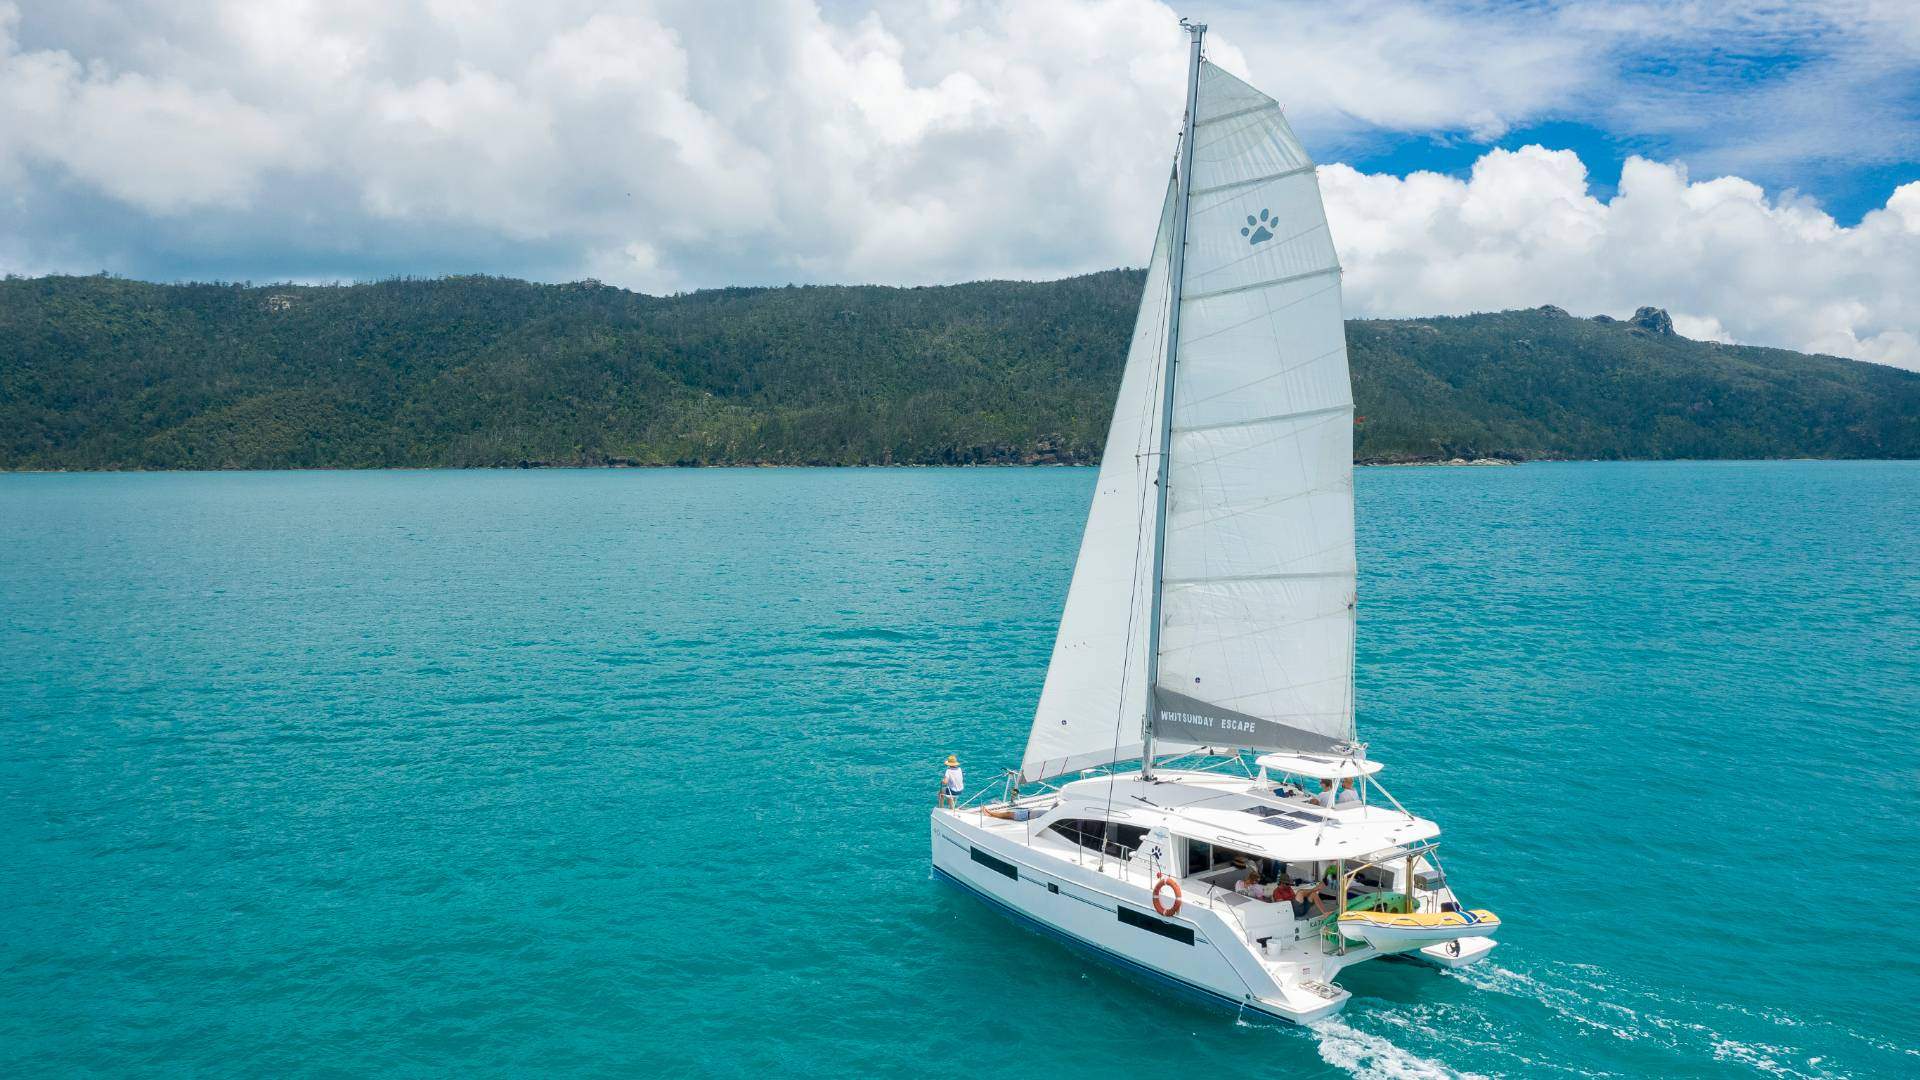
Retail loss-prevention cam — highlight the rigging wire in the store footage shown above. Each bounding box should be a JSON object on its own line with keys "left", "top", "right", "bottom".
{"left": 1100, "top": 159, "right": 1181, "bottom": 867}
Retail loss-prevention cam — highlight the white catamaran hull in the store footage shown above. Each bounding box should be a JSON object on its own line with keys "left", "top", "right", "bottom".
{"left": 932, "top": 810, "right": 1352, "bottom": 1024}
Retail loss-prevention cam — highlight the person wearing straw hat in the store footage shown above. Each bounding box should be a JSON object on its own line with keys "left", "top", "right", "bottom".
{"left": 939, "top": 755, "right": 965, "bottom": 808}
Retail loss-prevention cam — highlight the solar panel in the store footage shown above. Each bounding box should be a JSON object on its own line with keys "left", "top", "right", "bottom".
{"left": 1239, "top": 805, "right": 1309, "bottom": 829}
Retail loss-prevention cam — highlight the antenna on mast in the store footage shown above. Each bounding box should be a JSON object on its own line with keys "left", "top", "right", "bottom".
{"left": 1178, "top": 16, "right": 1208, "bottom": 54}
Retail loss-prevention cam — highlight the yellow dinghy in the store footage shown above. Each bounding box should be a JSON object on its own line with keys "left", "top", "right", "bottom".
{"left": 1338, "top": 907, "right": 1501, "bottom": 954}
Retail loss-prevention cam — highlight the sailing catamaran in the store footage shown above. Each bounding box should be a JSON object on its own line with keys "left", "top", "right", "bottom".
{"left": 930, "top": 21, "right": 1499, "bottom": 1025}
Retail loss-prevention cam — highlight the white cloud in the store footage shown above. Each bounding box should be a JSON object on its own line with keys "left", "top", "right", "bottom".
{"left": 0, "top": 0, "right": 1207, "bottom": 287}
{"left": 1322, "top": 147, "right": 1920, "bottom": 370}
{"left": 1669, "top": 312, "right": 1733, "bottom": 344}
{"left": 1466, "top": 1, "right": 1920, "bottom": 180}
{"left": 0, "top": 0, "right": 1916, "bottom": 371}
{"left": 0, "top": 7, "right": 304, "bottom": 213}
{"left": 0, "top": 0, "right": 1642, "bottom": 286}
{"left": 1220, "top": 0, "right": 1599, "bottom": 142}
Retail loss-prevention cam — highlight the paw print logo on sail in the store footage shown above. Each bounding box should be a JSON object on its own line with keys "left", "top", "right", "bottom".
{"left": 1241, "top": 208, "right": 1276, "bottom": 245}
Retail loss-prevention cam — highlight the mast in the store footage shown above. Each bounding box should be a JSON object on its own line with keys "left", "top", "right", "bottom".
{"left": 1139, "top": 19, "right": 1204, "bottom": 781}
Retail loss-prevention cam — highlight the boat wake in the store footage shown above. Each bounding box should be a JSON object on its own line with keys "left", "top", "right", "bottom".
{"left": 1309, "top": 1017, "right": 1478, "bottom": 1080}
{"left": 1441, "top": 961, "right": 1890, "bottom": 1078}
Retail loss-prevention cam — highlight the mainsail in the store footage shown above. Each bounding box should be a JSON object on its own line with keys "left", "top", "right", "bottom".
{"left": 1020, "top": 55, "right": 1355, "bottom": 783}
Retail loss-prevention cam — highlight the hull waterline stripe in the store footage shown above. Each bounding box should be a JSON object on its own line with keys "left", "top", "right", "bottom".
{"left": 932, "top": 865, "right": 1288, "bottom": 1020}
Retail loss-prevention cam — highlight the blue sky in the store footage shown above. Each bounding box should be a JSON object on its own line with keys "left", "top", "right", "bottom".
{"left": 1342, "top": 118, "right": 1919, "bottom": 228}
{"left": 2, "top": 0, "right": 1918, "bottom": 368}
{"left": 1325, "top": 36, "right": 1920, "bottom": 227}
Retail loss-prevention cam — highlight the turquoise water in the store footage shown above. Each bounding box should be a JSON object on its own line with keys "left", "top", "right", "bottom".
{"left": 2, "top": 463, "right": 1915, "bottom": 1078}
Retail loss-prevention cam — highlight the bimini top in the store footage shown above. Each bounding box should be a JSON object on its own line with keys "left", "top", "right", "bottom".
{"left": 1256, "top": 751, "right": 1382, "bottom": 781}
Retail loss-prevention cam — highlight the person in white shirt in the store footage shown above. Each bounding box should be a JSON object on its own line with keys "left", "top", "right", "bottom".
{"left": 1234, "top": 864, "right": 1269, "bottom": 901}
{"left": 1235, "top": 862, "right": 1302, "bottom": 908}
{"left": 1335, "top": 777, "right": 1362, "bottom": 806}
{"left": 1314, "top": 778, "right": 1338, "bottom": 808}
{"left": 940, "top": 755, "right": 965, "bottom": 808}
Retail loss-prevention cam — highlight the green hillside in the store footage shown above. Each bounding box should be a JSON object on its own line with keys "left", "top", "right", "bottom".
{"left": 2, "top": 273, "right": 1914, "bottom": 469}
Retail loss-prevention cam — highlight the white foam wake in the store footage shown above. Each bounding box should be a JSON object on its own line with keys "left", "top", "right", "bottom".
{"left": 1309, "top": 1017, "right": 1482, "bottom": 1080}
{"left": 1444, "top": 961, "right": 1860, "bottom": 1079}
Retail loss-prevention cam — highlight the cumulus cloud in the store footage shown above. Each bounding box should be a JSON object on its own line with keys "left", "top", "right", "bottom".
{"left": 1, "top": 0, "right": 1207, "bottom": 290}
{"left": 0, "top": 0, "right": 1916, "bottom": 370}
{"left": 1322, "top": 147, "right": 1920, "bottom": 370}
{"left": 0, "top": 5, "right": 303, "bottom": 213}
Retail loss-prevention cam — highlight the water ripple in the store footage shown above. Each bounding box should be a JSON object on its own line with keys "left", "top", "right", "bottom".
{"left": 1, "top": 464, "right": 1914, "bottom": 1077}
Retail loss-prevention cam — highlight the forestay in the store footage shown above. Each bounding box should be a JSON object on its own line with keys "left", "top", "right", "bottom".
{"left": 1021, "top": 62, "right": 1355, "bottom": 783}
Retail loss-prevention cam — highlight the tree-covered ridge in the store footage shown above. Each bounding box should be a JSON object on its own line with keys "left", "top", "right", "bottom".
{"left": 2, "top": 273, "right": 1914, "bottom": 470}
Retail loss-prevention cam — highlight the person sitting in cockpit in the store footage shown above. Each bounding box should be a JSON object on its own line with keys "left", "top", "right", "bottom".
{"left": 1289, "top": 865, "right": 1338, "bottom": 917}
{"left": 1234, "top": 860, "right": 1307, "bottom": 910}
{"left": 1281, "top": 779, "right": 1312, "bottom": 800}
{"left": 1234, "top": 863, "right": 1266, "bottom": 899}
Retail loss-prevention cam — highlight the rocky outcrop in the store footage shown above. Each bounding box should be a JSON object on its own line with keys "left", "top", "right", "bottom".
{"left": 1588, "top": 307, "right": 1675, "bottom": 335}
{"left": 1631, "top": 307, "right": 1675, "bottom": 335}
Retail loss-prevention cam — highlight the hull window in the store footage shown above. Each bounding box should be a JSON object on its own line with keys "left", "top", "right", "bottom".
{"left": 970, "top": 847, "right": 1019, "bottom": 880}
{"left": 1186, "top": 840, "right": 1266, "bottom": 877}
{"left": 1050, "top": 818, "right": 1150, "bottom": 859}
{"left": 1117, "top": 905, "right": 1195, "bottom": 944}
{"left": 1049, "top": 819, "right": 1104, "bottom": 851}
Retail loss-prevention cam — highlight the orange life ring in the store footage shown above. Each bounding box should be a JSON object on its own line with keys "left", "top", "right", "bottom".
{"left": 1152, "top": 875, "right": 1183, "bottom": 916}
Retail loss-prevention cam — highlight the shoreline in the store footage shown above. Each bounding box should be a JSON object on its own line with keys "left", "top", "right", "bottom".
{"left": 4, "top": 456, "right": 1912, "bottom": 475}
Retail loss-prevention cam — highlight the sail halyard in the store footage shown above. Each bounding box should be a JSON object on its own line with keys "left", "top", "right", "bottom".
{"left": 1138, "top": 20, "right": 1208, "bottom": 780}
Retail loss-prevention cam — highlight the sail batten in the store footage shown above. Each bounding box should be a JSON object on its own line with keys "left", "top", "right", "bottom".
{"left": 1019, "top": 52, "right": 1355, "bottom": 782}
{"left": 1195, "top": 102, "right": 1281, "bottom": 128}
{"left": 1174, "top": 401, "right": 1352, "bottom": 436}
{"left": 1191, "top": 164, "right": 1317, "bottom": 198}
{"left": 1182, "top": 265, "right": 1340, "bottom": 303}
{"left": 1163, "top": 569, "right": 1350, "bottom": 586}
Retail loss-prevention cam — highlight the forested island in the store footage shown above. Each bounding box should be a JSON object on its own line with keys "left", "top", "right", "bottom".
{"left": 3, "top": 272, "right": 1915, "bottom": 469}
